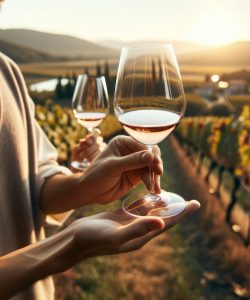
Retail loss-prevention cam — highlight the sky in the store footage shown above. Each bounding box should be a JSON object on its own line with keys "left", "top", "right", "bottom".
{"left": 0, "top": 0, "right": 250, "bottom": 46}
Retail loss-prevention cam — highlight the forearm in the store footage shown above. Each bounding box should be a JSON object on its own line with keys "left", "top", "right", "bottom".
{"left": 0, "top": 226, "right": 84, "bottom": 299}
{"left": 40, "top": 173, "right": 91, "bottom": 214}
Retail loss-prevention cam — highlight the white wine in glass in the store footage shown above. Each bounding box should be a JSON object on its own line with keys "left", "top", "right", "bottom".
{"left": 114, "top": 43, "right": 186, "bottom": 218}
{"left": 72, "top": 74, "right": 109, "bottom": 171}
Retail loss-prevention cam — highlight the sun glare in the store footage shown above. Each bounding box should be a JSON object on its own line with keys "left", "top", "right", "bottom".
{"left": 188, "top": 12, "right": 240, "bottom": 46}
{"left": 211, "top": 74, "right": 220, "bottom": 83}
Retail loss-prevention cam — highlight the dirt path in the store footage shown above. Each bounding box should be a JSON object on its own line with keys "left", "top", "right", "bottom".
{"left": 113, "top": 136, "right": 250, "bottom": 300}
{"left": 116, "top": 233, "right": 189, "bottom": 300}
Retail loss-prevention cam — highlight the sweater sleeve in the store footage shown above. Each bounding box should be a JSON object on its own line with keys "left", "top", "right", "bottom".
{"left": 35, "top": 119, "right": 72, "bottom": 195}
{"left": 1, "top": 53, "right": 74, "bottom": 227}
{"left": 34, "top": 112, "right": 74, "bottom": 227}
{"left": 4, "top": 54, "right": 73, "bottom": 194}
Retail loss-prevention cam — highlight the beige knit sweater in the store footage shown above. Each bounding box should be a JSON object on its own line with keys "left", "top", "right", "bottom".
{"left": 0, "top": 53, "right": 71, "bottom": 299}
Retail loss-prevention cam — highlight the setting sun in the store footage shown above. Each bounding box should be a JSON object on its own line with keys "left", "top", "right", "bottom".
{"left": 1, "top": 0, "right": 249, "bottom": 46}
{"left": 188, "top": 12, "right": 242, "bottom": 46}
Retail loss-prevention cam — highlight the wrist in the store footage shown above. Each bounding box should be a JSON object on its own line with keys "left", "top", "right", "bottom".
{"left": 26, "top": 227, "right": 76, "bottom": 277}
{"left": 32, "top": 224, "right": 90, "bottom": 276}
{"left": 0, "top": 226, "right": 80, "bottom": 298}
{"left": 74, "top": 172, "right": 98, "bottom": 206}
{"left": 41, "top": 173, "right": 92, "bottom": 213}
{"left": 70, "top": 219, "right": 98, "bottom": 258}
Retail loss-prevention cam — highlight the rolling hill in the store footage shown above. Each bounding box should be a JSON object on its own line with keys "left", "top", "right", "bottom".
{"left": 97, "top": 39, "right": 208, "bottom": 55}
{"left": 0, "top": 39, "right": 60, "bottom": 63}
{"left": 0, "top": 29, "right": 118, "bottom": 58}
{"left": 1, "top": 28, "right": 249, "bottom": 67}
{"left": 179, "top": 41, "right": 250, "bottom": 66}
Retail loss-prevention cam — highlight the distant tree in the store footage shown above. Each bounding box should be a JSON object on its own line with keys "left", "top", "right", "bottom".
{"left": 65, "top": 73, "right": 74, "bottom": 99}
{"left": 104, "top": 61, "right": 110, "bottom": 90}
{"left": 152, "top": 60, "right": 156, "bottom": 84}
{"left": 96, "top": 62, "right": 102, "bottom": 77}
{"left": 185, "top": 93, "right": 209, "bottom": 116}
{"left": 55, "top": 76, "right": 63, "bottom": 99}
{"left": 208, "top": 102, "right": 233, "bottom": 116}
{"left": 151, "top": 60, "right": 156, "bottom": 95}
{"left": 205, "top": 73, "right": 211, "bottom": 82}
{"left": 72, "top": 72, "right": 77, "bottom": 90}
{"left": 104, "top": 61, "right": 110, "bottom": 81}
{"left": 220, "top": 69, "right": 250, "bottom": 84}
{"left": 157, "top": 59, "right": 163, "bottom": 95}
{"left": 158, "top": 58, "right": 163, "bottom": 82}
{"left": 84, "top": 67, "right": 89, "bottom": 75}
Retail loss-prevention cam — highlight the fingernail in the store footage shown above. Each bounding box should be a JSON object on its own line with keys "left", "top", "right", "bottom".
{"left": 190, "top": 200, "right": 201, "bottom": 208}
{"left": 141, "top": 151, "right": 151, "bottom": 163}
{"left": 149, "top": 220, "right": 163, "bottom": 231}
{"left": 87, "top": 138, "right": 94, "bottom": 146}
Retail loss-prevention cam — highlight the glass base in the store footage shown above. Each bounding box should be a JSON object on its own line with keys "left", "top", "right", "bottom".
{"left": 122, "top": 190, "right": 186, "bottom": 218}
{"left": 71, "top": 160, "right": 90, "bottom": 171}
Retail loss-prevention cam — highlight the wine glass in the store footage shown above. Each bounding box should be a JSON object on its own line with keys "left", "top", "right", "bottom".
{"left": 72, "top": 74, "right": 109, "bottom": 171}
{"left": 114, "top": 43, "right": 186, "bottom": 218}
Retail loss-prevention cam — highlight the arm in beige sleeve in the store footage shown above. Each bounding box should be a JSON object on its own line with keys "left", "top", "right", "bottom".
{"left": 0, "top": 202, "right": 188, "bottom": 299}
{"left": 0, "top": 225, "right": 83, "bottom": 299}
{"left": 34, "top": 119, "right": 88, "bottom": 216}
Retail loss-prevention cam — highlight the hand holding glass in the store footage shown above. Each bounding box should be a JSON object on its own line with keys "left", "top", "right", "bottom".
{"left": 72, "top": 75, "right": 109, "bottom": 171}
{"left": 114, "top": 43, "right": 186, "bottom": 218}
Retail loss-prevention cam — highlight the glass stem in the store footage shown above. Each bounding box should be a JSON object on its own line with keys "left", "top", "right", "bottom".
{"left": 87, "top": 127, "right": 93, "bottom": 134}
{"left": 147, "top": 145, "right": 155, "bottom": 194}
{"left": 82, "top": 127, "right": 93, "bottom": 165}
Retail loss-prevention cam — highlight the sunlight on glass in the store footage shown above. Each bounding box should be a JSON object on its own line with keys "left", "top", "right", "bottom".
{"left": 211, "top": 74, "right": 220, "bottom": 82}
{"left": 232, "top": 224, "right": 241, "bottom": 233}
{"left": 218, "top": 81, "right": 229, "bottom": 88}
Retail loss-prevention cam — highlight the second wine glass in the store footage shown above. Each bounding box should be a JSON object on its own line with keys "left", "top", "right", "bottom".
{"left": 114, "top": 43, "right": 186, "bottom": 218}
{"left": 72, "top": 74, "right": 109, "bottom": 171}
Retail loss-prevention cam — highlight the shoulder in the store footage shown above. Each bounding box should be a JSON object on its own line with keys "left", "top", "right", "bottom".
{"left": 0, "top": 52, "right": 26, "bottom": 87}
{"left": 0, "top": 51, "right": 28, "bottom": 93}
{"left": 0, "top": 52, "right": 20, "bottom": 71}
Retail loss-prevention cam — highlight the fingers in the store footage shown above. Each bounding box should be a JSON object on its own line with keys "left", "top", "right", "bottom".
{"left": 118, "top": 200, "right": 200, "bottom": 253}
{"left": 84, "top": 142, "right": 99, "bottom": 156}
{"left": 140, "top": 169, "right": 152, "bottom": 191}
{"left": 71, "top": 143, "right": 81, "bottom": 156}
{"left": 115, "top": 148, "right": 162, "bottom": 188}
{"left": 164, "top": 200, "right": 200, "bottom": 229}
{"left": 152, "top": 146, "right": 163, "bottom": 176}
{"left": 80, "top": 135, "right": 97, "bottom": 147}
{"left": 152, "top": 145, "right": 161, "bottom": 156}
{"left": 145, "top": 146, "right": 162, "bottom": 192}
{"left": 112, "top": 136, "right": 148, "bottom": 155}
{"left": 140, "top": 170, "right": 161, "bottom": 193}
{"left": 153, "top": 174, "right": 161, "bottom": 194}
{"left": 78, "top": 200, "right": 200, "bottom": 257}
{"left": 87, "top": 209, "right": 138, "bottom": 224}
{"left": 118, "top": 230, "right": 158, "bottom": 253}
{"left": 110, "top": 150, "right": 154, "bottom": 173}
{"left": 92, "top": 128, "right": 101, "bottom": 137}
{"left": 108, "top": 136, "right": 163, "bottom": 178}
{"left": 72, "top": 132, "right": 105, "bottom": 162}
{"left": 87, "top": 148, "right": 101, "bottom": 162}
{"left": 116, "top": 216, "right": 164, "bottom": 244}
{"left": 70, "top": 143, "right": 86, "bottom": 163}
{"left": 108, "top": 146, "right": 162, "bottom": 191}
{"left": 112, "top": 136, "right": 162, "bottom": 163}
{"left": 79, "top": 130, "right": 102, "bottom": 147}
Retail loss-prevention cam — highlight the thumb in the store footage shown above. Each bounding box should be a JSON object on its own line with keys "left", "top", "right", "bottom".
{"left": 118, "top": 217, "right": 164, "bottom": 244}
{"left": 92, "top": 128, "right": 101, "bottom": 137}
{"left": 112, "top": 150, "right": 154, "bottom": 173}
